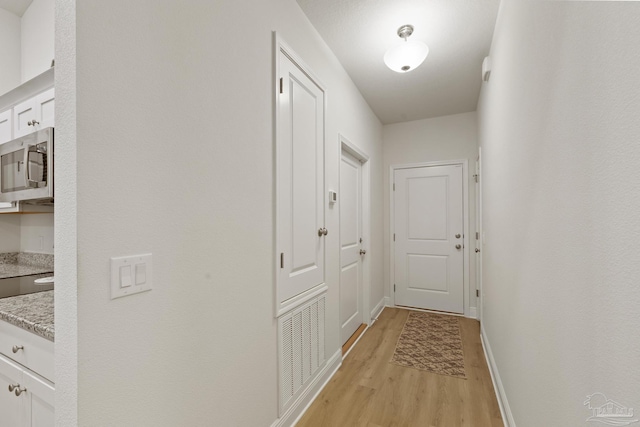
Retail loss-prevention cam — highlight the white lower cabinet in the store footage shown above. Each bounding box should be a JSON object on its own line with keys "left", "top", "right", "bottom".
{"left": 0, "top": 321, "right": 54, "bottom": 427}
{"left": 0, "top": 355, "right": 24, "bottom": 426}
{"left": 0, "top": 354, "right": 54, "bottom": 427}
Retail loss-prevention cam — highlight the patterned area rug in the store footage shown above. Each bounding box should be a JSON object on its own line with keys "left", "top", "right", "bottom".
{"left": 390, "top": 311, "right": 467, "bottom": 379}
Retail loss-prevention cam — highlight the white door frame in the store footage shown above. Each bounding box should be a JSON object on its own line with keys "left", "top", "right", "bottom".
{"left": 476, "top": 148, "right": 484, "bottom": 324}
{"left": 340, "top": 134, "right": 371, "bottom": 326}
{"left": 389, "top": 160, "right": 471, "bottom": 318}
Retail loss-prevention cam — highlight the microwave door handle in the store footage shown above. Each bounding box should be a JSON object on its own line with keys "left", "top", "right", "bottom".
{"left": 25, "top": 146, "right": 43, "bottom": 188}
{"left": 23, "top": 146, "right": 30, "bottom": 183}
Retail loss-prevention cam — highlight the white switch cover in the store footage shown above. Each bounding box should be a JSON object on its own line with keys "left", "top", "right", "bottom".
{"left": 110, "top": 254, "right": 153, "bottom": 300}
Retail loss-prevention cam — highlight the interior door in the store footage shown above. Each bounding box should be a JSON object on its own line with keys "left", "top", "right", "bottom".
{"left": 277, "top": 50, "right": 325, "bottom": 304}
{"left": 340, "top": 149, "right": 363, "bottom": 344}
{"left": 394, "top": 165, "right": 464, "bottom": 313}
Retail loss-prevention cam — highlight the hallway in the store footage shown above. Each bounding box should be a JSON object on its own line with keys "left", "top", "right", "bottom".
{"left": 297, "top": 308, "right": 503, "bottom": 426}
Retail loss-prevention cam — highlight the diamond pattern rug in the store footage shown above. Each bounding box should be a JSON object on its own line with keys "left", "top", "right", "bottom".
{"left": 390, "top": 311, "right": 467, "bottom": 379}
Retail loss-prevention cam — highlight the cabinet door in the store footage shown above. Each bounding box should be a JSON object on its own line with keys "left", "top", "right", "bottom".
{"left": 34, "top": 88, "right": 55, "bottom": 131}
{"left": 23, "top": 370, "right": 54, "bottom": 427}
{"left": 0, "top": 109, "right": 12, "bottom": 143}
{"left": 13, "top": 88, "right": 55, "bottom": 138}
{"left": 277, "top": 49, "right": 325, "bottom": 305}
{"left": 0, "top": 355, "right": 27, "bottom": 426}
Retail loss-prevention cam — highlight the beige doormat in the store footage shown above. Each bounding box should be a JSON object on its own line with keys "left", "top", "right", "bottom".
{"left": 390, "top": 311, "right": 467, "bottom": 379}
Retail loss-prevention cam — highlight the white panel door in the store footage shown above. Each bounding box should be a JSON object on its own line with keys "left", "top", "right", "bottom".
{"left": 394, "top": 165, "right": 464, "bottom": 313}
{"left": 0, "top": 110, "right": 12, "bottom": 144}
{"left": 340, "top": 149, "right": 363, "bottom": 344}
{"left": 0, "top": 355, "right": 26, "bottom": 427}
{"left": 277, "top": 51, "right": 325, "bottom": 303}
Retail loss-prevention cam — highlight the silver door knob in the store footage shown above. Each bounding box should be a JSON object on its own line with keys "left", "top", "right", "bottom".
{"left": 359, "top": 249, "right": 366, "bottom": 255}
{"left": 12, "top": 345, "right": 23, "bottom": 353}
{"left": 318, "top": 228, "right": 328, "bottom": 236}
{"left": 475, "top": 248, "right": 480, "bottom": 253}
{"left": 455, "top": 244, "right": 462, "bottom": 250}
{"left": 8, "top": 384, "right": 18, "bottom": 392}
{"left": 455, "top": 234, "right": 461, "bottom": 239}
{"left": 14, "top": 386, "right": 26, "bottom": 396}
{"left": 27, "top": 120, "right": 39, "bottom": 126}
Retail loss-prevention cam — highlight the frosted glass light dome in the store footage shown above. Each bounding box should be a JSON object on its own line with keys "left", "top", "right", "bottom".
{"left": 383, "top": 25, "right": 429, "bottom": 73}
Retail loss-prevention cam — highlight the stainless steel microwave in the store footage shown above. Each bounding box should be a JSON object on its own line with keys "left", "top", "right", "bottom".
{"left": 0, "top": 128, "right": 54, "bottom": 203}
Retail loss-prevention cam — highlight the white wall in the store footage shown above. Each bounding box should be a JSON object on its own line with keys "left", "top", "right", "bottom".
{"left": 21, "top": 0, "right": 54, "bottom": 83}
{"left": 0, "top": 8, "right": 21, "bottom": 95}
{"left": 383, "top": 112, "right": 478, "bottom": 311}
{"left": 0, "top": 215, "right": 20, "bottom": 252}
{"left": 55, "top": 0, "right": 383, "bottom": 425}
{"left": 477, "top": 1, "right": 640, "bottom": 425}
{"left": 19, "top": 213, "right": 54, "bottom": 253}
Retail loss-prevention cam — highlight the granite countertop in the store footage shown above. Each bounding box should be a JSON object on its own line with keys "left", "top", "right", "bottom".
{"left": 0, "top": 290, "right": 54, "bottom": 341}
{"left": 0, "top": 252, "right": 54, "bottom": 279}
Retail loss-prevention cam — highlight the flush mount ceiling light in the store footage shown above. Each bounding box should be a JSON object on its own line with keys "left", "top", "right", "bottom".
{"left": 384, "top": 25, "right": 429, "bottom": 73}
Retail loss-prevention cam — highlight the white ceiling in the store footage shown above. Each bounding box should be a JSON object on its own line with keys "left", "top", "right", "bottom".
{"left": 297, "top": 0, "right": 501, "bottom": 124}
{"left": 0, "top": 0, "right": 32, "bottom": 16}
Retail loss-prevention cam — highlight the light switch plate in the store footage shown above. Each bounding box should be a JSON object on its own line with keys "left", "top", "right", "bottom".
{"left": 110, "top": 254, "right": 153, "bottom": 300}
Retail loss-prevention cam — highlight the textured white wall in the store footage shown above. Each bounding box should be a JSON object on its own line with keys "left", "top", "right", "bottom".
{"left": 382, "top": 112, "right": 479, "bottom": 310}
{"left": 0, "top": 215, "right": 20, "bottom": 252}
{"left": 21, "top": 0, "right": 54, "bottom": 83}
{"left": 0, "top": 8, "right": 21, "bottom": 95}
{"left": 20, "top": 213, "right": 54, "bottom": 253}
{"left": 477, "top": 1, "right": 640, "bottom": 425}
{"left": 56, "top": 0, "right": 382, "bottom": 425}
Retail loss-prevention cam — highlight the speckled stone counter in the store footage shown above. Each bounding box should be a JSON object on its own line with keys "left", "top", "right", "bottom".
{"left": 0, "top": 252, "right": 54, "bottom": 279}
{"left": 0, "top": 291, "right": 54, "bottom": 341}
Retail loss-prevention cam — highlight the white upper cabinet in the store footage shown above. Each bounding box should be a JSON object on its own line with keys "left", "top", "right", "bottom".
{"left": 13, "top": 88, "right": 54, "bottom": 138}
{"left": 276, "top": 45, "right": 326, "bottom": 312}
{"left": 0, "top": 110, "right": 13, "bottom": 144}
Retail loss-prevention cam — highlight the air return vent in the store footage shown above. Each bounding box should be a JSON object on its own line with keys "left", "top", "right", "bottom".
{"left": 278, "top": 293, "right": 326, "bottom": 415}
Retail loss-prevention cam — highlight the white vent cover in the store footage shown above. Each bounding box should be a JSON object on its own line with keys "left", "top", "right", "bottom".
{"left": 278, "top": 293, "right": 326, "bottom": 415}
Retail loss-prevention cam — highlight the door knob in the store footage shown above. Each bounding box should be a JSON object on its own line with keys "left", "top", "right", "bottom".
{"left": 318, "top": 228, "right": 328, "bottom": 236}
{"left": 14, "top": 386, "right": 26, "bottom": 396}
{"left": 475, "top": 248, "right": 480, "bottom": 253}
{"left": 359, "top": 249, "right": 366, "bottom": 255}
{"left": 12, "top": 345, "right": 23, "bottom": 353}
{"left": 27, "top": 120, "right": 39, "bottom": 126}
{"left": 455, "top": 244, "right": 462, "bottom": 250}
{"left": 455, "top": 234, "right": 461, "bottom": 239}
{"left": 8, "top": 384, "right": 18, "bottom": 392}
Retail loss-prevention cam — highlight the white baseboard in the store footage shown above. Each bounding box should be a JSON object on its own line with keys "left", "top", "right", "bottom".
{"left": 467, "top": 307, "right": 477, "bottom": 319}
{"left": 384, "top": 296, "right": 392, "bottom": 307}
{"left": 270, "top": 349, "right": 342, "bottom": 427}
{"left": 480, "top": 326, "right": 515, "bottom": 427}
{"left": 370, "top": 298, "right": 385, "bottom": 321}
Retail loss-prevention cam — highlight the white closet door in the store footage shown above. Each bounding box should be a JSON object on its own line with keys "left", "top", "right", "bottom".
{"left": 277, "top": 51, "right": 325, "bottom": 304}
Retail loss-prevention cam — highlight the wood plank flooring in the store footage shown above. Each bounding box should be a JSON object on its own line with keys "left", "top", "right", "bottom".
{"left": 297, "top": 308, "right": 503, "bottom": 427}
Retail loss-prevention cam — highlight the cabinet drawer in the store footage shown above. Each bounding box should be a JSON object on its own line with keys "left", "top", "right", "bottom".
{"left": 0, "top": 321, "right": 53, "bottom": 383}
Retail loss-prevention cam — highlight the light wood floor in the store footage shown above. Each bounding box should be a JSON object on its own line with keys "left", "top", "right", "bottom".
{"left": 297, "top": 308, "right": 503, "bottom": 427}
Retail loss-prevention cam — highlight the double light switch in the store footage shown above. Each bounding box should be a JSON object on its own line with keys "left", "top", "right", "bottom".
{"left": 110, "top": 254, "right": 153, "bottom": 300}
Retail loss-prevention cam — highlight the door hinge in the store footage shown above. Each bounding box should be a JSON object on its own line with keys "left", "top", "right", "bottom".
{"left": 473, "top": 174, "right": 478, "bottom": 183}
{"left": 280, "top": 253, "right": 284, "bottom": 269}
{"left": 476, "top": 289, "right": 479, "bottom": 297}
{"left": 393, "top": 233, "right": 395, "bottom": 241}
{"left": 394, "top": 284, "right": 396, "bottom": 292}
{"left": 279, "top": 77, "right": 283, "bottom": 94}
{"left": 476, "top": 232, "right": 479, "bottom": 240}
{"left": 393, "top": 183, "right": 395, "bottom": 191}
